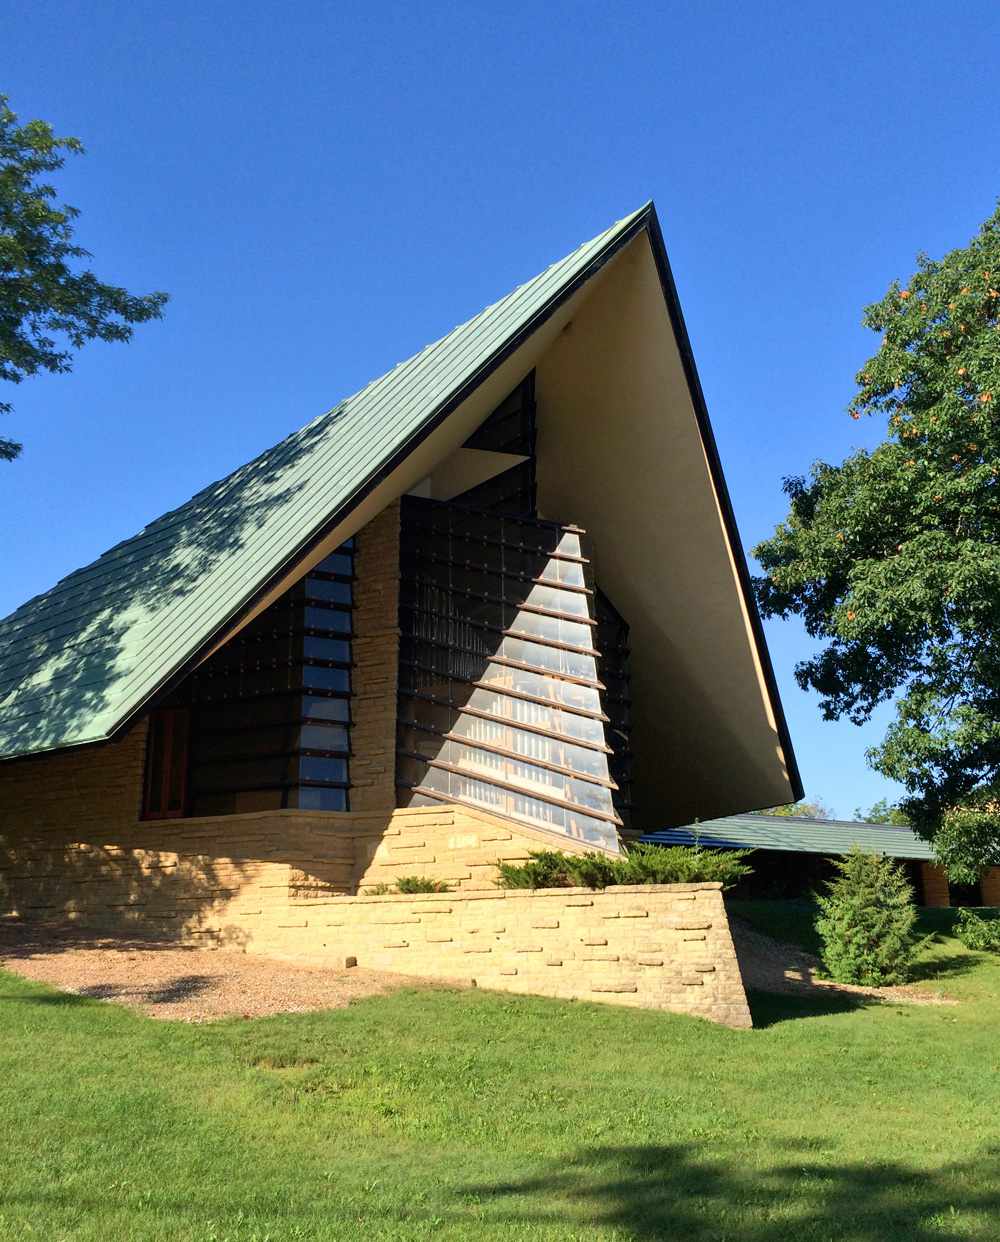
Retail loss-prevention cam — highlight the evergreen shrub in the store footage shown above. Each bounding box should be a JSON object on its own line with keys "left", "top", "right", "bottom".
{"left": 497, "top": 843, "right": 752, "bottom": 891}
{"left": 815, "top": 848, "right": 918, "bottom": 985}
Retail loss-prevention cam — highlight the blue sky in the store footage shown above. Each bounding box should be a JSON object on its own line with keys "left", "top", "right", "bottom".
{"left": 3, "top": 1, "right": 998, "bottom": 818}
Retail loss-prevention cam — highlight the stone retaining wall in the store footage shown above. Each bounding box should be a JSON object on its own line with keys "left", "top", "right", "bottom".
{"left": 253, "top": 882, "right": 752, "bottom": 1028}
{"left": 0, "top": 790, "right": 752, "bottom": 1026}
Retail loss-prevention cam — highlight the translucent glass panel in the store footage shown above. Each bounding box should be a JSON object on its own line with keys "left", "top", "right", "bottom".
{"left": 523, "top": 582, "right": 591, "bottom": 618}
{"left": 475, "top": 663, "right": 604, "bottom": 715}
{"left": 397, "top": 496, "right": 623, "bottom": 849}
{"left": 498, "top": 636, "right": 599, "bottom": 681}
{"left": 538, "top": 558, "right": 588, "bottom": 590}
{"left": 408, "top": 772, "right": 619, "bottom": 852}
{"left": 398, "top": 718, "right": 610, "bottom": 782}
{"left": 397, "top": 743, "right": 614, "bottom": 816}
{"left": 505, "top": 610, "right": 595, "bottom": 650}
{"left": 401, "top": 688, "right": 607, "bottom": 749}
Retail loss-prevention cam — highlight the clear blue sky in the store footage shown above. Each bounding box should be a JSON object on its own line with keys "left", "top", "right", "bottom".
{"left": 3, "top": 2, "right": 998, "bottom": 818}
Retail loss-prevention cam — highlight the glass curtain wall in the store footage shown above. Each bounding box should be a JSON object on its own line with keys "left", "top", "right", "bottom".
{"left": 396, "top": 498, "right": 625, "bottom": 851}
{"left": 142, "top": 542, "right": 355, "bottom": 817}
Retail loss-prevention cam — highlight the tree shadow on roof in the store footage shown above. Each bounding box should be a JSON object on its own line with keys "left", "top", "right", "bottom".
{"left": 0, "top": 408, "right": 346, "bottom": 755}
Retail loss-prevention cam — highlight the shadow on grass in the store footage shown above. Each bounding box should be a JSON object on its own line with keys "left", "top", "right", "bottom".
{"left": 460, "top": 1143, "right": 1000, "bottom": 1240}
{"left": 746, "top": 988, "right": 872, "bottom": 1028}
{"left": 907, "top": 950, "right": 984, "bottom": 985}
{"left": 0, "top": 991, "right": 93, "bottom": 1007}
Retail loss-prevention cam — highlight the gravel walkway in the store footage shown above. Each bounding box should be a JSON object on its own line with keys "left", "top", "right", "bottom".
{"left": 0, "top": 924, "right": 432, "bottom": 1022}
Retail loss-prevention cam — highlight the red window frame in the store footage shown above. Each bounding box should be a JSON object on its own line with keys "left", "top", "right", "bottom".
{"left": 142, "top": 707, "right": 190, "bottom": 819}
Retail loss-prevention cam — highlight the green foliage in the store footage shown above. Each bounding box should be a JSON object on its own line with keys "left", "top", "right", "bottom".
{"left": 932, "top": 792, "right": 1000, "bottom": 884}
{"left": 754, "top": 204, "right": 1000, "bottom": 873}
{"left": 393, "top": 875, "right": 451, "bottom": 894}
{"left": 0, "top": 93, "right": 168, "bottom": 460}
{"left": 815, "top": 848, "right": 919, "bottom": 985}
{"left": 363, "top": 878, "right": 453, "bottom": 894}
{"left": 496, "top": 843, "right": 753, "bottom": 890}
{"left": 496, "top": 849, "right": 573, "bottom": 889}
{"left": 617, "top": 842, "right": 754, "bottom": 887}
{"left": 953, "top": 907, "right": 1000, "bottom": 952}
{"left": 854, "top": 797, "right": 911, "bottom": 826}
{"left": 751, "top": 799, "right": 833, "bottom": 819}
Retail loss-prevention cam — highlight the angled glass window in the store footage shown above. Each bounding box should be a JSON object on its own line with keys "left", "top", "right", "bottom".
{"left": 397, "top": 489, "right": 621, "bottom": 851}
{"left": 145, "top": 540, "right": 355, "bottom": 816}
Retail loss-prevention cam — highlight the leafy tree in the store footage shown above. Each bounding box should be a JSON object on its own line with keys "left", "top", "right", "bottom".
{"left": 815, "top": 848, "right": 918, "bottom": 985}
{"left": 750, "top": 799, "right": 833, "bottom": 819}
{"left": 853, "top": 797, "right": 911, "bottom": 826}
{"left": 953, "top": 907, "right": 1000, "bottom": 952}
{"left": 0, "top": 94, "right": 167, "bottom": 460}
{"left": 755, "top": 205, "right": 1000, "bottom": 873}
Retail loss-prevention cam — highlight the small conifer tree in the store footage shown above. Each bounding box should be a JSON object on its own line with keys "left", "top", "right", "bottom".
{"left": 815, "top": 848, "right": 918, "bottom": 985}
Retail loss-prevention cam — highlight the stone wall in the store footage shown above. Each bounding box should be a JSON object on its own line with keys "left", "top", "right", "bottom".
{"left": 254, "top": 882, "right": 752, "bottom": 1028}
{"left": 348, "top": 499, "right": 400, "bottom": 811}
{"left": 981, "top": 868, "right": 1000, "bottom": 907}
{"left": 0, "top": 767, "right": 752, "bottom": 1026}
{"left": 0, "top": 800, "right": 604, "bottom": 937}
{"left": 0, "top": 720, "right": 148, "bottom": 843}
{"left": 920, "top": 862, "right": 950, "bottom": 908}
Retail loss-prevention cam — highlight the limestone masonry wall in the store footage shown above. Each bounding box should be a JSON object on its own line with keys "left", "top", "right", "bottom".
{"left": 259, "top": 882, "right": 752, "bottom": 1028}
{"left": 348, "top": 499, "right": 400, "bottom": 811}
{"left": 0, "top": 764, "right": 752, "bottom": 1026}
{"left": 920, "top": 862, "right": 952, "bottom": 908}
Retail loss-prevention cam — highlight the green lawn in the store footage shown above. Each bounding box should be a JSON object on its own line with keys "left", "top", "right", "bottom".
{"left": 1, "top": 907, "right": 999, "bottom": 1241}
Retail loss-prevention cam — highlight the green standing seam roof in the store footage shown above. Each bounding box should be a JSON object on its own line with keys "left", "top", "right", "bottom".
{"left": 641, "top": 814, "right": 935, "bottom": 861}
{"left": 0, "top": 204, "right": 652, "bottom": 761}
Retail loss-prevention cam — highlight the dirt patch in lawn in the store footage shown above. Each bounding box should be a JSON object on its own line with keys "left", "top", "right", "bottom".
{"left": 730, "top": 918, "right": 956, "bottom": 1006}
{"left": 0, "top": 924, "right": 438, "bottom": 1022}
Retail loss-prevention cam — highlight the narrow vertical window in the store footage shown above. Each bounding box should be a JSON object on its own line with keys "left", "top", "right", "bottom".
{"left": 142, "top": 707, "right": 190, "bottom": 819}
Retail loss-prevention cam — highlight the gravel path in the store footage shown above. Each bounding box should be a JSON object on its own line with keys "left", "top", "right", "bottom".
{"left": 730, "top": 918, "right": 955, "bottom": 1006}
{"left": 0, "top": 924, "right": 432, "bottom": 1022}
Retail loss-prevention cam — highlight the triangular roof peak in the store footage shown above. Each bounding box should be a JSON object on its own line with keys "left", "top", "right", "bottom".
{"left": 0, "top": 204, "right": 801, "bottom": 818}
{"left": 0, "top": 205, "right": 655, "bottom": 759}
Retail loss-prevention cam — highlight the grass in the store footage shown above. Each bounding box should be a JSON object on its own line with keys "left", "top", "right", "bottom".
{"left": 1, "top": 905, "right": 999, "bottom": 1240}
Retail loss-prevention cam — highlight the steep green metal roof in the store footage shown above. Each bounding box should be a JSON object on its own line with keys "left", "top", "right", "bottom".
{"left": 642, "top": 814, "right": 934, "bottom": 861}
{"left": 0, "top": 205, "right": 651, "bottom": 761}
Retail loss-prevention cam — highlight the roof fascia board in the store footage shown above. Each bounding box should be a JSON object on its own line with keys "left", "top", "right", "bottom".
{"left": 640, "top": 211, "right": 803, "bottom": 801}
